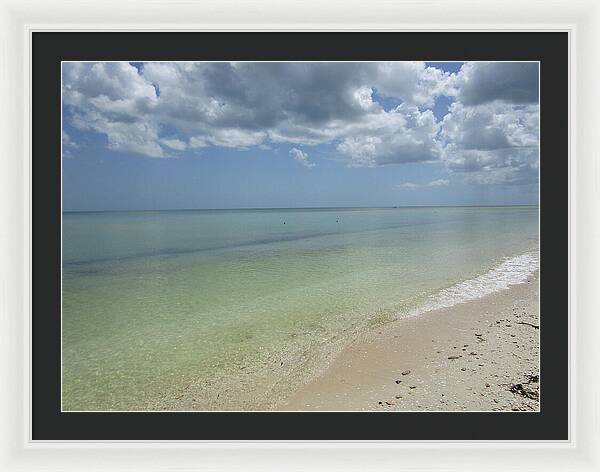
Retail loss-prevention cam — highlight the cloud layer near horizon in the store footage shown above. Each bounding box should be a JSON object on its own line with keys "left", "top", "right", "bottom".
{"left": 62, "top": 61, "right": 539, "bottom": 185}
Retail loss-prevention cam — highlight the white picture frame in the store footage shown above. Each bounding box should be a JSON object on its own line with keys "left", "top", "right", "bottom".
{"left": 0, "top": 0, "right": 597, "bottom": 470}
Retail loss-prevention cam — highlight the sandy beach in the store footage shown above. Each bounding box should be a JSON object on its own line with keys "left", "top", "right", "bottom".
{"left": 277, "top": 272, "right": 540, "bottom": 412}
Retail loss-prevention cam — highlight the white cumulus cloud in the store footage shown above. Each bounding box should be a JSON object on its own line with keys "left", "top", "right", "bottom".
{"left": 427, "top": 179, "right": 450, "bottom": 187}
{"left": 440, "top": 101, "right": 539, "bottom": 184}
{"left": 398, "top": 179, "right": 450, "bottom": 190}
{"left": 62, "top": 61, "right": 539, "bottom": 186}
{"left": 450, "top": 62, "right": 539, "bottom": 106}
{"left": 289, "top": 148, "right": 315, "bottom": 168}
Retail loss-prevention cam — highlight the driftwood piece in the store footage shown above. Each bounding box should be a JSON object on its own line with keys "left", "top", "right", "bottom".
{"left": 516, "top": 321, "right": 540, "bottom": 329}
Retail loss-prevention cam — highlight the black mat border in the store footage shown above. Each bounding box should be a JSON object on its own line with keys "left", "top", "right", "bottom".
{"left": 32, "top": 32, "right": 568, "bottom": 440}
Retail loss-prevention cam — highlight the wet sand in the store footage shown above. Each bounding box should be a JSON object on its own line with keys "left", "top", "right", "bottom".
{"left": 277, "top": 272, "right": 540, "bottom": 412}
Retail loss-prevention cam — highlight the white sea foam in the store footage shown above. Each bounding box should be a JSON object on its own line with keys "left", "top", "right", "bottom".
{"left": 406, "top": 251, "right": 539, "bottom": 318}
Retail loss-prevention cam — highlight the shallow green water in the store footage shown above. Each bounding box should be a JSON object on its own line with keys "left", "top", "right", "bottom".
{"left": 62, "top": 206, "right": 538, "bottom": 410}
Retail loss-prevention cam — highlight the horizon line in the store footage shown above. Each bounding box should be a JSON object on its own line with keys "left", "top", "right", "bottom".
{"left": 63, "top": 204, "right": 539, "bottom": 214}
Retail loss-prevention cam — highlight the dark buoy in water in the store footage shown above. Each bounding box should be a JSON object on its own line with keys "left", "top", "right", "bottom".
{"left": 283, "top": 221, "right": 286, "bottom": 224}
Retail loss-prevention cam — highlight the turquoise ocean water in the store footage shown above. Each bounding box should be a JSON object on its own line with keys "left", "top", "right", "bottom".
{"left": 62, "top": 206, "right": 539, "bottom": 410}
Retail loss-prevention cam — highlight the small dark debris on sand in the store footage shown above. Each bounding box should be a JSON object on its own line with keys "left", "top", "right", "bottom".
{"left": 508, "top": 372, "right": 540, "bottom": 401}
{"left": 526, "top": 373, "right": 540, "bottom": 383}
{"left": 517, "top": 321, "right": 540, "bottom": 329}
{"left": 509, "top": 382, "right": 539, "bottom": 400}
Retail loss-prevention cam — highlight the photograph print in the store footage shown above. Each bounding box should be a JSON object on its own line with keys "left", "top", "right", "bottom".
{"left": 61, "top": 61, "right": 540, "bottom": 412}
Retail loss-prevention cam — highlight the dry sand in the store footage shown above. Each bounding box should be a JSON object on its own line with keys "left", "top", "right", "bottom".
{"left": 277, "top": 272, "right": 540, "bottom": 412}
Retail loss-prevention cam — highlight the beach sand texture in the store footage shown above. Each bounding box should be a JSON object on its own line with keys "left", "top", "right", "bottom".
{"left": 278, "top": 272, "right": 540, "bottom": 412}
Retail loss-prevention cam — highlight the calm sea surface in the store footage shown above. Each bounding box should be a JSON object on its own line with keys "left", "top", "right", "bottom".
{"left": 62, "top": 206, "right": 539, "bottom": 410}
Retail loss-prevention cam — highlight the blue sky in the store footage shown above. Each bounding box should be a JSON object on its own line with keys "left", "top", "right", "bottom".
{"left": 62, "top": 61, "right": 539, "bottom": 211}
